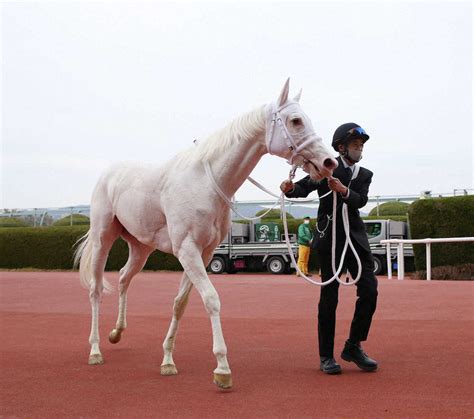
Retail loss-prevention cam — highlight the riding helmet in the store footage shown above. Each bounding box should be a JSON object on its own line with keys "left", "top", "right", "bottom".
{"left": 332, "top": 122, "right": 370, "bottom": 152}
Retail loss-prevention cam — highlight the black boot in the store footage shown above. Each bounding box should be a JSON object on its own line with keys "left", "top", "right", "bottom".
{"left": 341, "top": 341, "right": 378, "bottom": 372}
{"left": 320, "top": 357, "right": 342, "bottom": 375}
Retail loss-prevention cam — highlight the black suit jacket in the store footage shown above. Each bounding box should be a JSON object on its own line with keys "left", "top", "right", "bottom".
{"left": 285, "top": 156, "right": 373, "bottom": 253}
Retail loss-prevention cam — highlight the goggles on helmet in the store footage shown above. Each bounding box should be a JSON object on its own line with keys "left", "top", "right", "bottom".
{"left": 346, "top": 126, "right": 367, "bottom": 138}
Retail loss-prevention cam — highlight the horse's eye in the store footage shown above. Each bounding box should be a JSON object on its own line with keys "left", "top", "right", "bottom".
{"left": 292, "top": 118, "right": 303, "bottom": 126}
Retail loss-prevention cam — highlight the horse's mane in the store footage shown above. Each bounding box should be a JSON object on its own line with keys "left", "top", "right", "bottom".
{"left": 177, "top": 105, "right": 266, "bottom": 164}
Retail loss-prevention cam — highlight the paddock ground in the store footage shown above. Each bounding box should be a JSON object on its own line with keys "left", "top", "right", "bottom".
{"left": 1, "top": 271, "right": 473, "bottom": 418}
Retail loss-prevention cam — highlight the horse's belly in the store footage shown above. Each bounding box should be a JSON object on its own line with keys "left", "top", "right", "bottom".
{"left": 113, "top": 193, "right": 168, "bottom": 247}
{"left": 151, "top": 227, "right": 174, "bottom": 254}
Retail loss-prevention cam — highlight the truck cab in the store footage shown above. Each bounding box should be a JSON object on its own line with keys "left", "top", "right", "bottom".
{"left": 364, "top": 219, "right": 413, "bottom": 274}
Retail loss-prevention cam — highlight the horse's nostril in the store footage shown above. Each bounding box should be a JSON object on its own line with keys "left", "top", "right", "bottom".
{"left": 324, "top": 158, "right": 337, "bottom": 169}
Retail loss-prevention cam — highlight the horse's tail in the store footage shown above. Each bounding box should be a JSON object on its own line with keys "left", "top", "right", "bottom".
{"left": 73, "top": 230, "right": 113, "bottom": 294}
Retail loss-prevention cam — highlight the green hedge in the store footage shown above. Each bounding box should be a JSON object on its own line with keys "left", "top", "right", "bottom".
{"left": 0, "top": 217, "right": 28, "bottom": 228}
{"left": 53, "top": 214, "right": 90, "bottom": 226}
{"left": 255, "top": 209, "right": 294, "bottom": 219}
{"left": 0, "top": 226, "right": 182, "bottom": 271}
{"left": 369, "top": 201, "right": 410, "bottom": 216}
{"left": 408, "top": 196, "right": 474, "bottom": 271}
{"left": 0, "top": 220, "right": 312, "bottom": 271}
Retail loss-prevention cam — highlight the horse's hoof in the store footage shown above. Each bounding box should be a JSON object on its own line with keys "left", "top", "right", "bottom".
{"left": 108, "top": 329, "right": 122, "bottom": 344}
{"left": 88, "top": 354, "right": 104, "bottom": 365}
{"left": 161, "top": 364, "right": 178, "bottom": 376}
{"left": 213, "top": 373, "right": 233, "bottom": 390}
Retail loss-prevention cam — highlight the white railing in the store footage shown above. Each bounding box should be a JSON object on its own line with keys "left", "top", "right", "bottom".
{"left": 381, "top": 237, "right": 474, "bottom": 281}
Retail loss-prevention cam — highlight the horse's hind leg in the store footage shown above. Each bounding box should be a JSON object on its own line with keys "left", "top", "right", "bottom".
{"left": 160, "top": 272, "right": 193, "bottom": 376}
{"left": 109, "top": 238, "right": 152, "bottom": 344}
{"left": 88, "top": 220, "right": 121, "bottom": 365}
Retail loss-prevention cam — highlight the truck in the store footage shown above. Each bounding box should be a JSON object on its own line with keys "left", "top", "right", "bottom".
{"left": 364, "top": 219, "right": 414, "bottom": 275}
{"left": 208, "top": 219, "right": 413, "bottom": 275}
{"left": 208, "top": 221, "right": 298, "bottom": 275}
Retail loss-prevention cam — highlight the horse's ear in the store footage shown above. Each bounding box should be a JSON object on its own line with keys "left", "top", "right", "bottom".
{"left": 293, "top": 89, "right": 302, "bottom": 103}
{"left": 277, "top": 78, "right": 290, "bottom": 107}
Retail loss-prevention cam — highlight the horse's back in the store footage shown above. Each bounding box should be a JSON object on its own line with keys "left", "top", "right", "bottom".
{"left": 89, "top": 158, "right": 229, "bottom": 252}
{"left": 90, "top": 162, "right": 158, "bottom": 217}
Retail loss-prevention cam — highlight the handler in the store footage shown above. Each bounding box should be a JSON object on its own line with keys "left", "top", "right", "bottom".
{"left": 296, "top": 216, "right": 313, "bottom": 277}
{"left": 280, "top": 123, "right": 378, "bottom": 375}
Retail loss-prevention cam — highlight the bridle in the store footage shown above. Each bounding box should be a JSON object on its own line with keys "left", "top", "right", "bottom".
{"left": 265, "top": 101, "right": 320, "bottom": 167}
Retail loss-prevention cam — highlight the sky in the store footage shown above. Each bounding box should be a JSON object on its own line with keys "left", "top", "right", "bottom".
{"left": 1, "top": 1, "right": 472, "bottom": 209}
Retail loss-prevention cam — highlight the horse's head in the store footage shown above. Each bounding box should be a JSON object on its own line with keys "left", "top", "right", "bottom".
{"left": 265, "top": 79, "right": 338, "bottom": 180}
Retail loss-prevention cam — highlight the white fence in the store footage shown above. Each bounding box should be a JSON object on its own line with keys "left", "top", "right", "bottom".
{"left": 381, "top": 237, "right": 474, "bottom": 281}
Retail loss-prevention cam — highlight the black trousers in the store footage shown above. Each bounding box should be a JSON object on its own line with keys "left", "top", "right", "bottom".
{"left": 316, "top": 240, "right": 378, "bottom": 358}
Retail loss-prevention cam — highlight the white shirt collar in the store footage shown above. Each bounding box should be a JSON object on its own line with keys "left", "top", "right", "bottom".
{"left": 340, "top": 156, "right": 356, "bottom": 172}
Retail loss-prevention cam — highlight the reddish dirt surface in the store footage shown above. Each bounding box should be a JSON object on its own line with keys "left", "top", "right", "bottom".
{"left": 1, "top": 271, "right": 473, "bottom": 418}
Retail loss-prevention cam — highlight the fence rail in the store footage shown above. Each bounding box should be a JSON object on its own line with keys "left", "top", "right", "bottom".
{"left": 380, "top": 237, "right": 474, "bottom": 281}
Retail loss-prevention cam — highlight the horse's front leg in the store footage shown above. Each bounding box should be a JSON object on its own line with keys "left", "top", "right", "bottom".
{"left": 177, "top": 240, "right": 232, "bottom": 389}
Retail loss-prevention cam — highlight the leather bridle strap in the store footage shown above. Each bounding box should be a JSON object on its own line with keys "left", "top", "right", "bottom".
{"left": 265, "top": 102, "right": 318, "bottom": 166}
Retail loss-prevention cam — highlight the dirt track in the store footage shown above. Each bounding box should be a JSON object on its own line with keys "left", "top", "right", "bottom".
{"left": 1, "top": 271, "right": 473, "bottom": 418}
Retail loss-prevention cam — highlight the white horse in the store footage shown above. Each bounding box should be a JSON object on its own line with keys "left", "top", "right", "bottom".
{"left": 74, "top": 79, "right": 337, "bottom": 389}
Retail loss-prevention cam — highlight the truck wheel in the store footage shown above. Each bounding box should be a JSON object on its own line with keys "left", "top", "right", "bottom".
{"left": 373, "top": 256, "right": 385, "bottom": 275}
{"left": 209, "top": 256, "right": 226, "bottom": 274}
{"left": 267, "top": 256, "right": 286, "bottom": 274}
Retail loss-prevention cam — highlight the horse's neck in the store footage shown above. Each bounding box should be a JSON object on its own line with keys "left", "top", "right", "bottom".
{"left": 208, "top": 132, "right": 267, "bottom": 197}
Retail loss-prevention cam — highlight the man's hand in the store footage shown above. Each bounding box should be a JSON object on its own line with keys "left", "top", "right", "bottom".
{"left": 328, "top": 176, "right": 348, "bottom": 195}
{"left": 280, "top": 180, "right": 295, "bottom": 193}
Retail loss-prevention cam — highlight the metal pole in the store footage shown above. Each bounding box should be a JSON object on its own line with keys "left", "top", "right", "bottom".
{"left": 386, "top": 242, "right": 392, "bottom": 279}
{"left": 70, "top": 207, "right": 73, "bottom": 226}
{"left": 376, "top": 196, "right": 380, "bottom": 216}
{"left": 426, "top": 242, "right": 431, "bottom": 281}
{"left": 397, "top": 243, "right": 405, "bottom": 280}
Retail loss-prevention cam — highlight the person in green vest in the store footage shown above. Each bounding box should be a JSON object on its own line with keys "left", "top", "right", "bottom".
{"left": 297, "top": 216, "right": 313, "bottom": 276}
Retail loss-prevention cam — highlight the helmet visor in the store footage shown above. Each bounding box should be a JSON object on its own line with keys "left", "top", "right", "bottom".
{"left": 346, "top": 126, "right": 369, "bottom": 141}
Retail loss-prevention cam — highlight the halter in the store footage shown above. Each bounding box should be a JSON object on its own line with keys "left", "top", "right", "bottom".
{"left": 265, "top": 101, "right": 319, "bottom": 167}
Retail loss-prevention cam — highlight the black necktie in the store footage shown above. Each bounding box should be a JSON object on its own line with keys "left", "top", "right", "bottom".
{"left": 345, "top": 167, "right": 352, "bottom": 182}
